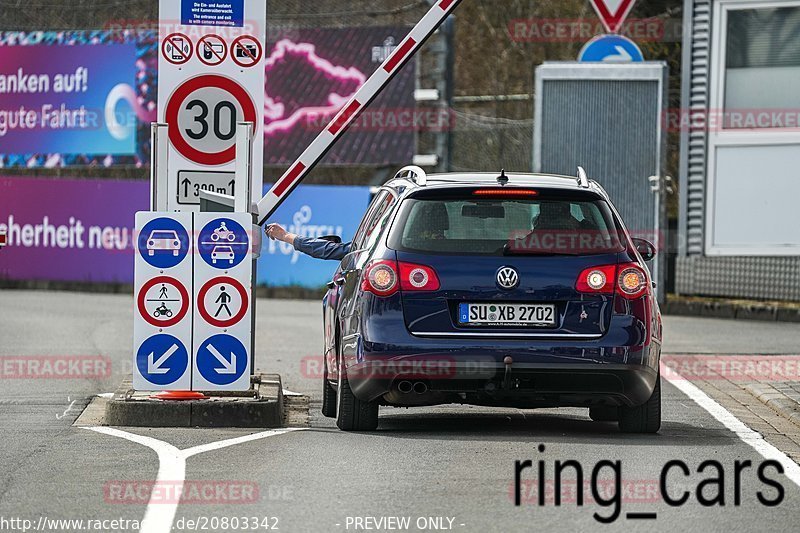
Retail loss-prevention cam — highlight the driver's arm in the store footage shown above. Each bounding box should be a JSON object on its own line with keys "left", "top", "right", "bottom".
{"left": 265, "top": 223, "right": 351, "bottom": 261}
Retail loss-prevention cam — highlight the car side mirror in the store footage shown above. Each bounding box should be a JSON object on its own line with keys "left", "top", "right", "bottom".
{"left": 318, "top": 235, "right": 342, "bottom": 244}
{"left": 632, "top": 238, "right": 657, "bottom": 262}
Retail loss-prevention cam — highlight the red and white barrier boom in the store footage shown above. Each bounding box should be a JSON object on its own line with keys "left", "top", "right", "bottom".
{"left": 256, "top": 0, "right": 463, "bottom": 224}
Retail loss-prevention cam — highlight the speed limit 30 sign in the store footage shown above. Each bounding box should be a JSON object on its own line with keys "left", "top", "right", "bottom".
{"left": 165, "top": 75, "right": 257, "bottom": 166}
{"left": 157, "top": 0, "right": 266, "bottom": 212}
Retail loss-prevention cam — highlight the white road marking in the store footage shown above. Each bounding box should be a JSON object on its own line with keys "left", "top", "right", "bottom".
{"left": 84, "top": 426, "right": 305, "bottom": 533}
{"left": 663, "top": 367, "right": 800, "bottom": 488}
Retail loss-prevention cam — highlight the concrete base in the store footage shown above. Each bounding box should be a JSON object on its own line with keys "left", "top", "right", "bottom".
{"left": 99, "top": 374, "right": 284, "bottom": 428}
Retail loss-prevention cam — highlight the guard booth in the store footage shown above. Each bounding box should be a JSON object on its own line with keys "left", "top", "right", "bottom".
{"left": 533, "top": 62, "right": 670, "bottom": 301}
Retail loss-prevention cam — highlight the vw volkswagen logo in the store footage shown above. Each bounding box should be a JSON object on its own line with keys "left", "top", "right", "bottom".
{"left": 496, "top": 267, "right": 519, "bottom": 290}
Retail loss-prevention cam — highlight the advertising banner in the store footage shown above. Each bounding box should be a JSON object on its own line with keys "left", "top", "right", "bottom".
{"left": 0, "top": 26, "right": 414, "bottom": 168}
{"left": 0, "top": 176, "right": 146, "bottom": 283}
{"left": 0, "top": 31, "right": 157, "bottom": 168}
{"left": 256, "top": 184, "right": 372, "bottom": 288}
{"left": 265, "top": 26, "right": 416, "bottom": 165}
{"left": 0, "top": 176, "right": 370, "bottom": 288}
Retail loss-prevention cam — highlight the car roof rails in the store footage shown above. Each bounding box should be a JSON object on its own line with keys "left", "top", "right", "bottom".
{"left": 576, "top": 166, "right": 590, "bottom": 188}
{"left": 394, "top": 165, "right": 428, "bottom": 187}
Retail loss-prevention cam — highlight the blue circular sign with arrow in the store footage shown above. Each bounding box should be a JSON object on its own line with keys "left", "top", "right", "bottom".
{"left": 197, "top": 218, "right": 250, "bottom": 269}
{"left": 138, "top": 217, "right": 190, "bottom": 269}
{"left": 578, "top": 34, "right": 644, "bottom": 63}
{"left": 196, "top": 334, "right": 248, "bottom": 386}
{"left": 136, "top": 334, "right": 189, "bottom": 386}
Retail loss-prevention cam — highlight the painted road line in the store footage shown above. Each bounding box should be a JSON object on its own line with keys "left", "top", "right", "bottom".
{"left": 84, "top": 426, "right": 305, "bottom": 533}
{"left": 662, "top": 365, "right": 800, "bottom": 488}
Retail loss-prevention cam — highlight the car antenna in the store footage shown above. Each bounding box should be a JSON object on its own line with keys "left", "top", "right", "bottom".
{"left": 496, "top": 169, "right": 509, "bottom": 186}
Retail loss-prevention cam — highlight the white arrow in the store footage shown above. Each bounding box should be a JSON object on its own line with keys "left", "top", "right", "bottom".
{"left": 206, "top": 344, "right": 237, "bottom": 374}
{"left": 602, "top": 45, "right": 633, "bottom": 63}
{"left": 148, "top": 344, "right": 179, "bottom": 375}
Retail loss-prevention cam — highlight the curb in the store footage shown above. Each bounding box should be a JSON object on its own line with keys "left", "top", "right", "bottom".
{"left": 665, "top": 298, "right": 800, "bottom": 323}
{"left": 745, "top": 383, "right": 800, "bottom": 428}
{"left": 104, "top": 373, "right": 284, "bottom": 428}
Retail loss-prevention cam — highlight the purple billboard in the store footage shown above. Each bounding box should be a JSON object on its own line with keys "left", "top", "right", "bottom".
{"left": 0, "top": 176, "right": 146, "bottom": 283}
{"left": 0, "top": 26, "right": 415, "bottom": 168}
{"left": 0, "top": 31, "right": 158, "bottom": 168}
{"left": 264, "top": 27, "right": 416, "bottom": 165}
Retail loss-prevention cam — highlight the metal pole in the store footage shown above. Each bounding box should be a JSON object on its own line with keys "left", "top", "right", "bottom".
{"left": 150, "top": 122, "right": 169, "bottom": 212}
{"left": 234, "top": 122, "right": 254, "bottom": 214}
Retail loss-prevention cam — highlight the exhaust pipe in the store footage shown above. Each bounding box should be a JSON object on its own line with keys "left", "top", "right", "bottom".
{"left": 413, "top": 381, "right": 428, "bottom": 394}
{"left": 397, "top": 380, "right": 413, "bottom": 394}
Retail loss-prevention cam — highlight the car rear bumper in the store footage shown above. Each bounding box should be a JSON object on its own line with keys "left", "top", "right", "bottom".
{"left": 345, "top": 357, "right": 658, "bottom": 408}
{"left": 342, "top": 310, "right": 660, "bottom": 407}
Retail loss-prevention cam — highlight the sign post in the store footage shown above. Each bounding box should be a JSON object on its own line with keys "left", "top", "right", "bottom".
{"left": 158, "top": 0, "right": 266, "bottom": 211}
{"left": 131, "top": 1, "right": 264, "bottom": 394}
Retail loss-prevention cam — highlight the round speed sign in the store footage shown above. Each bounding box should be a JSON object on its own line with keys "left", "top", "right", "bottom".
{"left": 165, "top": 75, "right": 257, "bottom": 166}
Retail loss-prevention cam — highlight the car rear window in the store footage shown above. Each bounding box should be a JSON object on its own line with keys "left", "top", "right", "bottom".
{"left": 387, "top": 192, "right": 625, "bottom": 255}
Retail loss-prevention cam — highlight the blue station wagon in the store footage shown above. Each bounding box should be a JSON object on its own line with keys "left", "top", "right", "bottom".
{"left": 321, "top": 167, "right": 662, "bottom": 433}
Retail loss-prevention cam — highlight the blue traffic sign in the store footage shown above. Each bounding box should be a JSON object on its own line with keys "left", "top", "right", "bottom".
{"left": 136, "top": 334, "right": 189, "bottom": 386}
{"left": 138, "top": 217, "right": 190, "bottom": 269}
{"left": 197, "top": 218, "right": 250, "bottom": 269}
{"left": 578, "top": 34, "right": 643, "bottom": 63}
{"left": 196, "top": 334, "right": 248, "bottom": 385}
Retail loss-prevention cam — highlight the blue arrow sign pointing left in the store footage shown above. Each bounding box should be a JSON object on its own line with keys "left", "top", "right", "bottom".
{"left": 136, "top": 334, "right": 189, "bottom": 386}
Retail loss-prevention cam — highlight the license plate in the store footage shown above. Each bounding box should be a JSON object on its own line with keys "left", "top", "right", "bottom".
{"left": 458, "top": 303, "right": 556, "bottom": 326}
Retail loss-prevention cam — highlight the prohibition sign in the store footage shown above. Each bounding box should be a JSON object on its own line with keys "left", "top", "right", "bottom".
{"left": 165, "top": 75, "right": 257, "bottom": 166}
{"left": 197, "top": 276, "right": 248, "bottom": 328}
{"left": 137, "top": 276, "right": 190, "bottom": 328}
{"left": 162, "top": 33, "right": 193, "bottom": 65}
{"left": 230, "top": 35, "right": 263, "bottom": 68}
{"left": 197, "top": 34, "right": 227, "bottom": 67}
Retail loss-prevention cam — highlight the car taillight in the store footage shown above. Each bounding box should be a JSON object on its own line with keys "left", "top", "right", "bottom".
{"left": 576, "top": 264, "right": 616, "bottom": 294}
{"left": 399, "top": 262, "right": 440, "bottom": 291}
{"left": 361, "top": 260, "right": 399, "bottom": 296}
{"left": 576, "top": 263, "right": 649, "bottom": 299}
{"left": 617, "top": 263, "right": 648, "bottom": 299}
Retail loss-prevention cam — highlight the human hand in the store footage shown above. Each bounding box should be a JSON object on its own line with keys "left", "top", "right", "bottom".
{"left": 265, "top": 223, "right": 296, "bottom": 244}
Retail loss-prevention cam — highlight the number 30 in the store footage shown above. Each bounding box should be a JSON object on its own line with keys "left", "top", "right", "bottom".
{"left": 184, "top": 100, "right": 237, "bottom": 141}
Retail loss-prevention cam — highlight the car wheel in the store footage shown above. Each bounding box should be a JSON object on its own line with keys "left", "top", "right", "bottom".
{"left": 618, "top": 374, "right": 661, "bottom": 434}
{"left": 335, "top": 355, "right": 378, "bottom": 431}
{"left": 321, "top": 358, "right": 337, "bottom": 418}
{"left": 589, "top": 406, "right": 618, "bottom": 422}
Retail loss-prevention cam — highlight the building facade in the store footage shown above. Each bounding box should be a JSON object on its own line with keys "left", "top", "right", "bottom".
{"left": 678, "top": 0, "right": 800, "bottom": 301}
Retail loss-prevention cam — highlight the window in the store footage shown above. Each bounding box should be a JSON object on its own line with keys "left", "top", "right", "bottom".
{"left": 723, "top": 6, "right": 800, "bottom": 128}
{"left": 388, "top": 195, "right": 623, "bottom": 255}
{"left": 352, "top": 190, "right": 397, "bottom": 251}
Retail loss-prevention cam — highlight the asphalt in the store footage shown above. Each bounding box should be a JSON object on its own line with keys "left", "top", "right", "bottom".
{"left": 1, "top": 290, "right": 799, "bottom": 533}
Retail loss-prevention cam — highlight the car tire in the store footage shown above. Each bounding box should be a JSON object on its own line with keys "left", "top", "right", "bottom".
{"left": 618, "top": 374, "right": 661, "bottom": 434}
{"left": 335, "top": 357, "right": 378, "bottom": 431}
{"left": 589, "top": 406, "right": 618, "bottom": 422}
{"left": 321, "top": 360, "right": 337, "bottom": 418}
